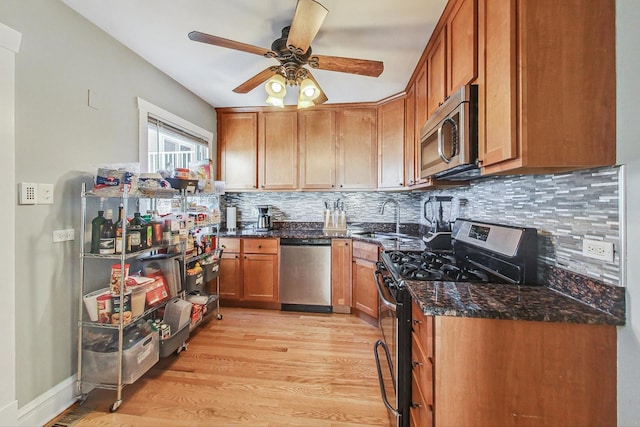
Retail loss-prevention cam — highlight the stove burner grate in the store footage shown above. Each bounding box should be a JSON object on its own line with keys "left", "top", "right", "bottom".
{"left": 387, "top": 250, "right": 491, "bottom": 282}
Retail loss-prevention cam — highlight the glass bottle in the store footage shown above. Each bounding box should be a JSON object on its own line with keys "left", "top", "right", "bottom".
{"left": 114, "top": 203, "right": 125, "bottom": 254}
{"left": 90, "top": 210, "right": 106, "bottom": 254}
{"left": 128, "top": 212, "right": 144, "bottom": 252}
{"left": 99, "top": 209, "right": 116, "bottom": 255}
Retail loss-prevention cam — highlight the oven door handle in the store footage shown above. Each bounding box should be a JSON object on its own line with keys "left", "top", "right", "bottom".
{"left": 374, "top": 339, "right": 399, "bottom": 416}
{"left": 373, "top": 267, "right": 397, "bottom": 312}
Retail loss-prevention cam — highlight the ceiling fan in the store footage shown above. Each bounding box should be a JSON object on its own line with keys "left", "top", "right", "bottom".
{"left": 188, "top": 0, "right": 384, "bottom": 108}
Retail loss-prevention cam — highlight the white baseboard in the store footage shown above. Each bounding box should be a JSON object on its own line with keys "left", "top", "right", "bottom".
{"left": 17, "top": 376, "right": 77, "bottom": 427}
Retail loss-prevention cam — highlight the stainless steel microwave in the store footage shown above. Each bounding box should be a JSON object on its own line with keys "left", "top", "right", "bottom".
{"left": 419, "top": 84, "right": 479, "bottom": 180}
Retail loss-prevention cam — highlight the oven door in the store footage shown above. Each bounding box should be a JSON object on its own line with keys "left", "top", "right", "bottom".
{"left": 373, "top": 264, "right": 401, "bottom": 427}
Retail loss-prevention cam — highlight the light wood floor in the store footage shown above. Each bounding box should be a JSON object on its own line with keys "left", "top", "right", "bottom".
{"left": 51, "top": 308, "right": 390, "bottom": 426}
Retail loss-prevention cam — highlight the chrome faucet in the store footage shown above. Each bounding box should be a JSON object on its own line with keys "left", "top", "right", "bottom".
{"left": 380, "top": 199, "right": 400, "bottom": 235}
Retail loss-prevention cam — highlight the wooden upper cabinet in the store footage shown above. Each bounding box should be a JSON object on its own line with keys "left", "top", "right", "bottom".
{"left": 404, "top": 83, "right": 417, "bottom": 187}
{"left": 447, "top": 0, "right": 477, "bottom": 94}
{"left": 298, "top": 109, "right": 336, "bottom": 189}
{"left": 217, "top": 112, "right": 258, "bottom": 190}
{"left": 336, "top": 107, "right": 377, "bottom": 190}
{"left": 378, "top": 96, "right": 405, "bottom": 189}
{"left": 259, "top": 111, "right": 298, "bottom": 190}
{"left": 426, "top": 29, "right": 447, "bottom": 117}
{"left": 478, "top": 0, "right": 616, "bottom": 175}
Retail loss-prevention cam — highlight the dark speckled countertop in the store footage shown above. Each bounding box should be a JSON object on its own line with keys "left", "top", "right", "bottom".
{"left": 219, "top": 226, "right": 625, "bottom": 326}
{"left": 407, "top": 280, "right": 624, "bottom": 326}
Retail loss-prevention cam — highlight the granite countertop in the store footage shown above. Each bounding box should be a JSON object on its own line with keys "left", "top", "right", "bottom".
{"left": 219, "top": 228, "right": 426, "bottom": 251}
{"left": 218, "top": 228, "right": 624, "bottom": 326}
{"left": 407, "top": 280, "right": 624, "bottom": 326}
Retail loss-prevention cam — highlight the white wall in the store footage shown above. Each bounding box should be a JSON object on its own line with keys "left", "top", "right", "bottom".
{"left": 0, "top": 0, "right": 216, "bottom": 422}
{"left": 616, "top": 0, "right": 640, "bottom": 425}
{"left": 0, "top": 22, "right": 20, "bottom": 427}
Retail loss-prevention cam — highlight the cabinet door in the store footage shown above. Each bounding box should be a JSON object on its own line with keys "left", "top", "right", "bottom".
{"left": 404, "top": 83, "right": 417, "bottom": 187}
{"left": 298, "top": 109, "right": 336, "bottom": 189}
{"left": 218, "top": 112, "right": 258, "bottom": 190}
{"left": 243, "top": 253, "right": 279, "bottom": 302}
{"left": 426, "top": 29, "right": 447, "bottom": 117}
{"left": 378, "top": 97, "right": 405, "bottom": 189}
{"left": 352, "top": 257, "right": 378, "bottom": 319}
{"left": 219, "top": 252, "right": 241, "bottom": 300}
{"left": 259, "top": 111, "right": 298, "bottom": 190}
{"left": 477, "top": 0, "right": 518, "bottom": 168}
{"left": 336, "top": 107, "right": 377, "bottom": 190}
{"left": 414, "top": 62, "right": 429, "bottom": 185}
{"left": 447, "top": 0, "right": 477, "bottom": 94}
{"left": 331, "top": 238, "right": 352, "bottom": 313}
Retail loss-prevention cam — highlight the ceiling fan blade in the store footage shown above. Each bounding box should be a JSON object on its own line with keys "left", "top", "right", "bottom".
{"left": 305, "top": 70, "right": 328, "bottom": 104}
{"left": 188, "top": 31, "right": 274, "bottom": 57}
{"left": 311, "top": 54, "right": 384, "bottom": 77}
{"left": 286, "top": 0, "right": 328, "bottom": 53}
{"left": 233, "top": 68, "right": 277, "bottom": 94}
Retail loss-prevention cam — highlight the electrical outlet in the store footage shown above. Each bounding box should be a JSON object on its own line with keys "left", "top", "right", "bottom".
{"left": 53, "top": 229, "right": 75, "bottom": 243}
{"left": 582, "top": 239, "right": 614, "bottom": 262}
{"left": 38, "top": 183, "right": 54, "bottom": 204}
{"left": 19, "top": 183, "right": 38, "bottom": 205}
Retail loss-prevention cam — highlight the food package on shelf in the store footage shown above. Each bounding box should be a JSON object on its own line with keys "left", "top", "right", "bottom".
{"left": 91, "top": 163, "right": 140, "bottom": 196}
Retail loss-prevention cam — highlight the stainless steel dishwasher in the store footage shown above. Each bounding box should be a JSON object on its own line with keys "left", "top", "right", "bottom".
{"left": 279, "top": 237, "right": 332, "bottom": 313}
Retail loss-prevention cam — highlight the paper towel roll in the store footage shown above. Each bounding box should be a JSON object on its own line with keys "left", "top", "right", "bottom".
{"left": 226, "top": 207, "right": 237, "bottom": 232}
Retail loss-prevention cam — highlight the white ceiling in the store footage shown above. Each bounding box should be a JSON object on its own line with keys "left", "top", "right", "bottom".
{"left": 61, "top": 0, "right": 448, "bottom": 108}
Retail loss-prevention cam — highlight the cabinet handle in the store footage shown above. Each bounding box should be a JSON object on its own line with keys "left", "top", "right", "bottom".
{"left": 413, "top": 318, "right": 422, "bottom": 325}
{"left": 411, "top": 402, "right": 423, "bottom": 409}
{"left": 243, "top": 256, "right": 247, "bottom": 259}
{"left": 235, "top": 255, "right": 239, "bottom": 259}
{"left": 261, "top": 185, "right": 265, "bottom": 189}
{"left": 340, "top": 184, "right": 343, "bottom": 188}
{"left": 331, "top": 184, "right": 335, "bottom": 188}
{"left": 412, "top": 360, "right": 423, "bottom": 368}
{"left": 345, "top": 242, "right": 349, "bottom": 246}
{"left": 258, "top": 245, "right": 262, "bottom": 249}
{"left": 409, "top": 179, "right": 415, "bottom": 185}
{"left": 399, "top": 183, "right": 403, "bottom": 187}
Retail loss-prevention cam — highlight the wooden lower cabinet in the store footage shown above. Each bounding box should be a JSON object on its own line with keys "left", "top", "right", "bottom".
{"left": 331, "top": 238, "right": 352, "bottom": 313}
{"left": 219, "top": 237, "right": 279, "bottom": 303}
{"left": 352, "top": 241, "right": 379, "bottom": 319}
{"left": 218, "top": 251, "right": 241, "bottom": 299}
{"left": 411, "top": 301, "right": 617, "bottom": 426}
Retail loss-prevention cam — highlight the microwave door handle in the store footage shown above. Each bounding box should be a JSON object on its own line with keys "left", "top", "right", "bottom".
{"left": 437, "top": 117, "right": 458, "bottom": 164}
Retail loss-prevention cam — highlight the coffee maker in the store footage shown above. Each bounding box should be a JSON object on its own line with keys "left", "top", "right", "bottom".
{"left": 256, "top": 205, "right": 273, "bottom": 231}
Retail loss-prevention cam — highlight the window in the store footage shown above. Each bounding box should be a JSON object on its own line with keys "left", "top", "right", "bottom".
{"left": 147, "top": 116, "right": 209, "bottom": 173}
{"left": 137, "top": 97, "right": 214, "bottom": 174}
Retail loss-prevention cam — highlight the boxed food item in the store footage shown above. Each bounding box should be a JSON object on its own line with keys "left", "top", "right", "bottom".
{"left": 83, "top": 287, "right": 109, "bottom": 322}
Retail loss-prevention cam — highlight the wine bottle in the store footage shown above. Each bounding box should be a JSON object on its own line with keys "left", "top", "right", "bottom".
{"left": 99, "top": 209, "right": 116, "bottom": 255}
{"left": 128, "top": 212, "right": 144, "bottom": 252}
{"left": 90, "top": 210, "right": 106, "bottom": 254}
{"left": 114, "top": 204, "right": 125, "bottom": 254}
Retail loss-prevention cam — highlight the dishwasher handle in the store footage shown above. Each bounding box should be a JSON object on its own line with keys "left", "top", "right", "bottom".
{"left": 280, "top": 238, "right": 332, "bottom": 246}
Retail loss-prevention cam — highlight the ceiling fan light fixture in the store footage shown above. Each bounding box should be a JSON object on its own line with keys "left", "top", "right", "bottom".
{"left": 297, "top": 96, "right": 315, "bottom": 109}
{"left": 266, "top": 94, "right": 285, "bottom": 108}
{"left": 299, "top": 78, "right": 320, "bottom": 101}
{"left": 265, "top": 74, "right": 287, "bottom": 96}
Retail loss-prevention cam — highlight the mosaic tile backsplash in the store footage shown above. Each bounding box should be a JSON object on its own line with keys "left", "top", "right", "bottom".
{"left": 221, "top": 166, "right": 621, "bottom": 286}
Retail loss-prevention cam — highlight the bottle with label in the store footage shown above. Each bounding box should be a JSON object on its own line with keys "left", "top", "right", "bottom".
{"left": 128, "top": 212, "right": 144, "bottom": 252}
{"left": 99, "top": 209, "right": 116, "bottom": 255}
{"left": 142, "top": 213, "right": 153, "bottom": 249}
{"left": 90, "top": 210, "right": 106, "bottom": 254}
{"left": 114, "top": 203, "right": 125, "bottom": 254}
{"left": 162, "top": 219, "right": 172, "bottom": 246}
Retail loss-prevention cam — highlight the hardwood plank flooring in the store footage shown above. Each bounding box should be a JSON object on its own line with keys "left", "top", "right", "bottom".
{"left": 50, "top": 308, "right": 390, "bottom": 427}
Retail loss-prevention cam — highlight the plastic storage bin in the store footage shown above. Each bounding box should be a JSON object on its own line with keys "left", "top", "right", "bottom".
{"left": 81, "top": 332, "right": 159, "bottom": 385}
{"left": 159, "top": 323, "right": 190, "bottom": 357}
{"left": 185, "top": 270, "right": 204, "bottom": 293}
{"left": 163, "top": 298, "right": 192, "bottom": 332}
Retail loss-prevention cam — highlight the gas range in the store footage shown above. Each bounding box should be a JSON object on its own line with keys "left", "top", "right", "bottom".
{"left": 373, "top": 219, "right": 538, "bottom": 427}
{"left": 381, "top": 219, "right": 539, "bottom": 286}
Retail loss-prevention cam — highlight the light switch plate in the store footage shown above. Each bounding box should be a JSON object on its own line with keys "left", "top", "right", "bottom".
{"left": 19, "top": 183, "right": 37, "bottom": 205}
{"left": 38, "top": 183, "right": 54, "bottom": 204}
{"left": 53, "top": 229, "right": 75, "bottom": 243}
